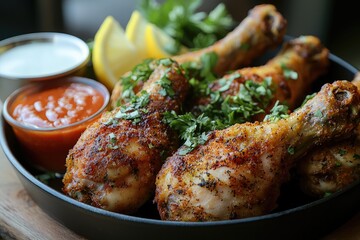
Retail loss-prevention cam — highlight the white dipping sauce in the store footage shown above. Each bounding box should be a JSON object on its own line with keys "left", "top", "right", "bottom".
{"left": 0, "top": 41, "right": 84, "bottom": 78}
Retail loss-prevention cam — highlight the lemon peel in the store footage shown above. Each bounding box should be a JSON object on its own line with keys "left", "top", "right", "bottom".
{"left": 93, "top": 16, "right": 140, "bottom": 90}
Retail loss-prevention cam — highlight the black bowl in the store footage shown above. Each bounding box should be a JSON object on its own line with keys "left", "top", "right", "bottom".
{"left": 1, "top": 51, "right": 360, "bottom": 240}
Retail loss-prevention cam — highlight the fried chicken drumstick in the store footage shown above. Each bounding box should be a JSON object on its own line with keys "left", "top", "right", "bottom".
{"left": 297, "top": 74, "right": 360, "bottom": 197}
{"left": 63, "top": 60, "right": 189, "bottom": 213}
{"left": 110, "top": 4, "right": 286, "bottom": 108}
{"left": 155, "top": 80, "right": 360, "bottom": 221}
{"left": 192, "top": 35, "right": 329, "bottom": 119}
{"left": 172, "top": 4, "right": 287, "bottom": 75}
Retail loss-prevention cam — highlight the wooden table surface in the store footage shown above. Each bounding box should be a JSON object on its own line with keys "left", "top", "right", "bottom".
{"left": 1, "top": 132, "right": 360, "bottom": 239}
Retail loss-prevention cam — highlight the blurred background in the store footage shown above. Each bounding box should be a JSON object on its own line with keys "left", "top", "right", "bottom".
{"left": 0, "top": 0, "right": 359, "bottom": 69}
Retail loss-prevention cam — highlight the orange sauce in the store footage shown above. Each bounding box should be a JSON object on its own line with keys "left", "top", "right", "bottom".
{"left": 9, "top": 82, "right": 106, "bottom": 173}
{"left": 11, "top": 83, "right": 104, "bottom": 128}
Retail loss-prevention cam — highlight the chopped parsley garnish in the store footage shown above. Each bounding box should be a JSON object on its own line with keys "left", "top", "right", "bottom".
{"left": 287, "top": 146, "right": 295, "bottom": 155}
{"left": 264, "top": 101, "right": 289, "bottom": 122}
{"left": 116, "top": 58, "right": 176, "bottom": 107}
{"left": 157, "top": 69, "right": 175, "bottom": 97}
{"left": 115, "top": 91, "right": 150, "bottom": 124}
{"left": 281, "top": 63, "right": 298, "bottom": 80}
{"left": 353, "top": 154, "right": 360, "bottom": 160}
{"left": 314, "top": 110, "right": 323, "bottom": 118}
{"left": 324, "top": 192, "right": 332, "bottom": 198}
{"left": 158, "top": 58, "right": 174, "bottom": 66}
{"left": 118, "top": 59, "right": 155, "bottom": 105}
{"left": 107, "top": 133, "right": 119, "bottom": 150}
{"left": 164, "top": 77, "right": 277, "bottom": 154}
{"left": 138, "top": 0, "right": 235, "bottom": 52}
{"left": 182, "top": 51, "right": 219, "bottom": 97}
{"left": 239, "top": 42, "right": 250, "bottom": 51}
{"left": 338, "top": 149, "right": 347, "bottom": 156}
{"left": 239, "top": 77, "right": 273, "bottom": 107}
{"left": 300, "top": 92, "right": 317, "bottom": 107}
{"left": 35, "top": 172, "right": 59, "bottom": 185}
{"left": 164, "top": 111, "right": 212, "bottom": 155}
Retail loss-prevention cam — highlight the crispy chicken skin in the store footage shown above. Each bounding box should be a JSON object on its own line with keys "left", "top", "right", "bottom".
{"left": 110, "top": 4, "right": 286, "bottom": 109}
{"left": 62, "top": 60, "right": 189, "bottom": 213}
{"left": 155, "top": 80, "right": 360, "bottom": 221}
{"left": 193, "top": 35, "right": 329, "bottom": 116}
{"left": 297, "top": 136, "right": 360, "bottom": 198}
{"left": 173, "top": 4, "right": 287, "bottom": 75}
{"left": 297, "top": 75, "right": 360, "bottom": 197}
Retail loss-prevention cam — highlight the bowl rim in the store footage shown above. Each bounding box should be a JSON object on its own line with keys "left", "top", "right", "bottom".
{"left": 2, "top": 76, "right": 110, "bottom": 132}
{"left": 0, "top": 32, "right": 90, "bottom": 81}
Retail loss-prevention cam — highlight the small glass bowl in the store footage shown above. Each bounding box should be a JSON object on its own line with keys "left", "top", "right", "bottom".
{"left": 0, "top": 32, "right": 90, "bottom": 101}
{"left": 2, "top": 76, "right": 110, "bottom": 173}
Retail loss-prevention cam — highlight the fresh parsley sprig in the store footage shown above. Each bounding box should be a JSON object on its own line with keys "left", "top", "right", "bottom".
{"left": 138, "top": 0, "right": 235, "bottom": 52}
{"left": 264, "top": 100, "right": 289, "bottom": 122}
{"left": 164, "top": 111, "right": 214, "bottom": 155}
{"left": 115, "top": 90, "right": 150, "bottom": 124}
{"left": 181, "top": 51, "right": 218, "bottom": 97}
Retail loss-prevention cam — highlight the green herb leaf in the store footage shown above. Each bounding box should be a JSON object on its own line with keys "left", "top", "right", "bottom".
{"left": 183, "top": 51, "right": 218, "bottom": 97}
{"left": 119, "top": 59, "right": 154, "bottom": 105}
{"left": 157, "top": 69, "right": 175, "bottom": 97}
{"left": 115, "top": 91, "right": 150, "bottom": 124}
{"left": 324, "top": 192, "right": 332, "bottom": 198}
{"left": 164, "top": 77, "right": 276, "bottom": 153}
{"left": 163, "top": 111, "right": 212, "bottom": 154}
{"left": 138, "top": 0, "right": 235, "bottom": 51}
{"left": 107, "top": 133, "right": 119, "bottom": 150}
{"left": 281, "top": 63, "right": 298, "bottom": 80}
{"left": 314, "top": 110, "right": 323, "bottom": 118}
{"left": 264, "top": 101, "right": 289, "bottom": 122}
{"left": 300, "top": 92, "right": 317, "bottom": 107}
{"left": 35, "top": 172, "right": 59, "bottom": 185}
{"left": 338, "top": 149, "right": 347, "bottom": 156}
{"left": 287, "top": 146, "right": 295, "bottom": 155}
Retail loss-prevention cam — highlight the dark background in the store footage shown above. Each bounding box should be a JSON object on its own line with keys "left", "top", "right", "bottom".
{"left": 1, "top": 0, "right": 359, "bottom": 69}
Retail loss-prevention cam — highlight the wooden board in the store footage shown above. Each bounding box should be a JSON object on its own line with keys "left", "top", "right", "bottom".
{"left": 0, "top": 148, "right": 83, "bottom": 239}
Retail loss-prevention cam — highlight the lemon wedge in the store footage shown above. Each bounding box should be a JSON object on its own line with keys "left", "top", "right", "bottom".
{"left": 93, "top": 13, "right": 189, "bottom": 89}
{"left": 92, "top": 16, "right": 140, "bottom": 89}
{"left": 145, "top": 23, "right": 188, "bottom": 59}
{"left": 125, "top": 10, "right": 149, "bottom": 60}
{"left": 126, "top": 10, "right": 187, "bottom": 59}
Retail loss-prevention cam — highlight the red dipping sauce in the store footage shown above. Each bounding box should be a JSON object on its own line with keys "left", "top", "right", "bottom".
{"left": 11, "top": 82, "right": 104, "bottom": 128}
{"left": 3, "top": 77, "right": 110, "bottom": 173}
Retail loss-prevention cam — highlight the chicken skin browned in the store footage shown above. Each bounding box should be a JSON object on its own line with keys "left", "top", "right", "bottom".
{"left": 173, "top": 4, "right": 287, "bottom": 75}
{"left": 62, "top": 59, "right": 189, "bottom": 213}
{"left": 193, "top": 35, "right": 329, "bottom": 117}
{"left": 297, "top": 135, "right": 360, "bottom": 198}
{"left": 155, "top": 80, "right": 360, "bottom": 221}
{"left": 297, "top": 75, "right": 360, "bottom": 198}
{"left": 110, "top": 4, "right": 286, "bottom": 108}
